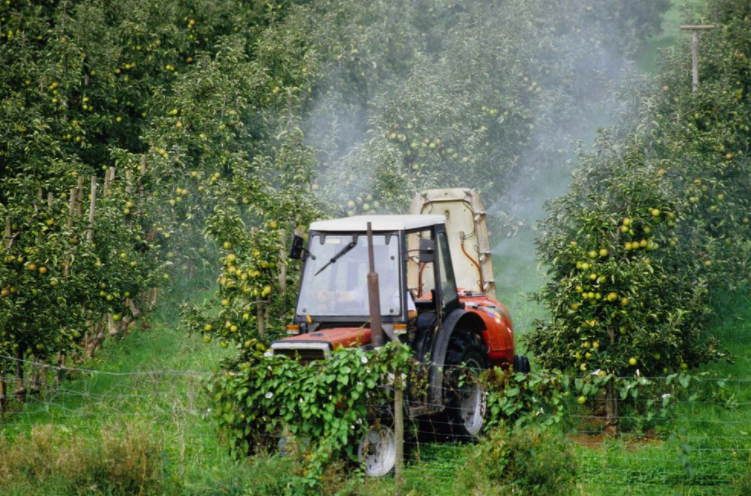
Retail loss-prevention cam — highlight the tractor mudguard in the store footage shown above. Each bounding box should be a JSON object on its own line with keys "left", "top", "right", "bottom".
{"left": 425, "top": 309, "right": 486, "bottom": 412}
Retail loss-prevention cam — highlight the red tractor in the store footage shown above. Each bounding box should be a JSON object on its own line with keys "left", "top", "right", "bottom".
{"left": 271, "top": 188, "right": 528, "bottom": 475}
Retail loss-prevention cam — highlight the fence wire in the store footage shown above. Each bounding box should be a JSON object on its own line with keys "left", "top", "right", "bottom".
{"left": 0, "top": 354, "right": 749, "bottom": 494}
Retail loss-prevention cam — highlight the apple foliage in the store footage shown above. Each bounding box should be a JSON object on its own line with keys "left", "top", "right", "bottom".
{"left": 529, "top": 2, "right": 751, "bottom": 383}
{"left": 0, "top": 0, "right": 318, "bottom": 374}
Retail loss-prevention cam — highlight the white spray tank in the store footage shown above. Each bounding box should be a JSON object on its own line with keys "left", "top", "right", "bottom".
{"left": 409, "top": 188, "right": 496, "bottom": 299}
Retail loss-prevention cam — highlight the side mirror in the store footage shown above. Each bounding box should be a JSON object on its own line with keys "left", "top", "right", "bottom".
{"left": 289, "top": 234, "right": 305, "bottom": 260}
{"left": 418, "top": 238, "right": 436, "bottom": 263}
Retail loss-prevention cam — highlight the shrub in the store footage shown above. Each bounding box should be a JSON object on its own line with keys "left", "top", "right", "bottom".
{"left": 456, "top": 425, "right": 577, "bottom": 495}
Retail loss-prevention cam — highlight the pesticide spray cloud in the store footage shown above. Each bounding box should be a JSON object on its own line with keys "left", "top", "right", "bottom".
{"left": 296, "top": 0, "right": 670, "bottom": 221}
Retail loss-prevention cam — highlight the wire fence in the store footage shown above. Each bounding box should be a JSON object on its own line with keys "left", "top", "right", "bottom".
{"left": 0, "top": 353, "right": 748, "bottom": 494}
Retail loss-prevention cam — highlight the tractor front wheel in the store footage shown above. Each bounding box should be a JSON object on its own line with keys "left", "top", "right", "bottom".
{"left": 357, "top": 417, "right": 397, "bottom": 477}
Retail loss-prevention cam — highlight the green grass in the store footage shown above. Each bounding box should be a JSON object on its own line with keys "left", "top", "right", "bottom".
{"left": 0, "top": 285, "right": 302, "bottom": 495}
{"left": 573, "top": 288, "right": 751, "bottom": 496}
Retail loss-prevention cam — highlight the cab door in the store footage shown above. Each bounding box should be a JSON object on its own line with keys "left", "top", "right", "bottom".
{"left": 406, "top": 224, "right": 460, "bottom": 324}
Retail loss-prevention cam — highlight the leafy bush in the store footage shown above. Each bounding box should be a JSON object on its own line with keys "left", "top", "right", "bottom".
{"left": 457, "top": 425, "right": 577, "bottom": 496}
{"left": 483, "top": 368, "right": 569, "bottom": 430}
{"left": 0, "top": 0, "right": 319, "bottom": 373}
{"left": 208, "top": 341, "right": 413, "bottom": 487}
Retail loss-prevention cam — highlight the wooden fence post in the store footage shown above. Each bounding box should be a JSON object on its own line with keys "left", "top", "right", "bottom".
{"left": 0, "top": 218, "right": 9, "bottom": 401}
{"left": 278, "top": 230, "right": 287, "bottom": 293}
{"left": 29, "top": 355, "right": 40, "bottom": 395}
{"left": 86, "top": 176, "right": 97, "bottom": 243}
{"left": 55, "top": 353, "right": 65, "bottom": 389}
{"left": 395, "top": 376, "right": 405, "bottom": 485}
{"left": 67, "top": 188, "right": 76, "bottom": 228}
{"left": 4, "top": 217, "right": 11, "bottom": 248}
{"left": 14, "top": 349, "right": 25, "bottom": 402}
{"left": 680, "top": 25, "right": 716, "bottom": 93}
{"left": 257, "top": 303, "right": 265, "bottom": 337}
{"left": 103, "top": 168, "right": 112, "bottom": 196}
{"left": 76, "top": 176, "right": 84, "bottom": 217}
{"left": 125, "top": 170, "right": 133, "bottom": 195}
{"left": 605, "top": 327, "right": 618, "bottom": 436}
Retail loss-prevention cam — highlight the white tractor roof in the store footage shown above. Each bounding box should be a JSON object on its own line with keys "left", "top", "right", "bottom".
{"left": 310, "top": 214, "right": 445, "bottom": 232}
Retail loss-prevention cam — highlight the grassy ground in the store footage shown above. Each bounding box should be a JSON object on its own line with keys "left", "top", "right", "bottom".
{"left": 0, "top": 287, "right": 283, "bottom": 495}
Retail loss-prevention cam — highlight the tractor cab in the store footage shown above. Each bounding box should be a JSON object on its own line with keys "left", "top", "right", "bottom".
{"left": 272, "top": 215, "right": 459, "bottom": 360}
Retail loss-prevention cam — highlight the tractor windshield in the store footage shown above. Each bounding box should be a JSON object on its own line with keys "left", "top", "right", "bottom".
{"left": 296, "top": 233, "right": 403, "bottom": 318}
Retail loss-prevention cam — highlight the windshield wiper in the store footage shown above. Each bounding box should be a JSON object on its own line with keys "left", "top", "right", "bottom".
{"left": 315, "top": 240, "right": 357, "bottom": 276}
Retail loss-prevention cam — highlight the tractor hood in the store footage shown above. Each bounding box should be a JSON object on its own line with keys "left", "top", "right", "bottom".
{"left": 271, "top": 327, "right": 372, "bottom": 362}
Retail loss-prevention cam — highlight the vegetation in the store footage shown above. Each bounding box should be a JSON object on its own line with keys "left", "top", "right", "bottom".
{"left": 528, "top": 0, "right": 751, "bottom": 427}
{"left": 3, "top": 0, "right": 751, "bottom": 494}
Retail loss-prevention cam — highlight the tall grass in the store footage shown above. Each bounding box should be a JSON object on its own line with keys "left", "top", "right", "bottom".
{"left": 0, "top": 422, "right": 164, "bottom": 495}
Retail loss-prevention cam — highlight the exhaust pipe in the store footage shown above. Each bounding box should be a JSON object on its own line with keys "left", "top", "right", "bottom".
{"left": 366, "top": 222, "right": 384, "bottom": 347}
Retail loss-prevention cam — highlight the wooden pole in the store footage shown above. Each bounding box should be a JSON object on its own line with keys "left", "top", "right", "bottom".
{"left": 65, "top": 188, "right": 77, "bottom": 276}
{"left": 47, "top": 192, "right": 54, "bottom": 209}
{"left": 138, "top": 156, "right": 146, "bottom": 216}
{"left": 29, "top": 355, "right": 40, "bottom": 395}
{"left": 366, "top": 222, "right": 384, "bottom": 347}
{"left": 67, "top": 187, "right": 76, "bottom": 228}
{"left": 55, "top": 353, "right": 65, "bottom": 389}
{"left": 4, "top": 217, "right": 11, "bottom": 249}
{"left": 257, "top": 303, "right": 265, "bottom": 337}
{"left": 605, "top": 327, "right": 618, "bottom": 436}
{"left": 14, "top": 348, "right": 25, "bottom": 402}
{"left": 278, "top": 230, "right": 287, "bottom": 292}
{"left": 103, "top": 168, "right": 112, "bottom": 196}
{"left": 691, "top": 31, "right": 699, "bottom": 93}
{"left": 0, "top": 375, "right": 5, "bottom": 412}
{"left": 394, "top": 378, "right": 405, "bottom": 485}
{"left": 86, "top": 176, "right": 97, "bottom": 243}
{"left": 680, "top": 25, "right": 715, "bottom": 93}
{"left": 125, "top": 170, "right": 133, "bottom": 195}
{"left": 76, "top": 176, "right": 84, "bottom": 217}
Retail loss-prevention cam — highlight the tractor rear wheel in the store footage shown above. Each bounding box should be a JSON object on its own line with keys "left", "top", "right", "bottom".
{"left": 444, "top": 330, "right": 488, "bottom": 440}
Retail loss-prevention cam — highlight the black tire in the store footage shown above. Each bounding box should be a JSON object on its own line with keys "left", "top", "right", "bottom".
{"left": 443, "top": 330, "right": 489, "bottom": 441}
{"left": 514, "top": 354, "right": 531, "bottom": 374}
